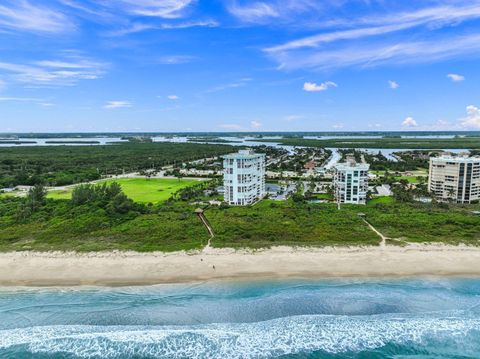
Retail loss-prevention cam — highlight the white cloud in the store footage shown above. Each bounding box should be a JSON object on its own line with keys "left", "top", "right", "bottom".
{"left": 206, "top": 78, "right": 252, "bottom": 93}
{"left": 402, "top": 116, "right": 418, "bottom": 127}
{"left": 0, "top": 96, "right": 54, "bottom": 107}
{"left": 250, "top": 120, "right": 262, "bottom": 129}
{"left": 264, "top": 2, "right": 480, "bottom": 70}
{"left": 460, "top": 105, "right": 480, "bottom": 128}
{"left": 219, "top": 123, "right": 242, "bottom": 130}
{"left": 303, "top": 81, "right": 337, "bottom": 92}
{"left": 0, "top": 96, "right": 43, "bottom": 102}
{"left": 0, "top": 56, "right": 106, "bottom": 87}
{"left": 0, "top": 1, "right": 73, "bottom": 34}
{"left": 116, "top": 0, "right": 195, "bottom": 18}
{"left": 269, "top": 32, "right": 480, "bottom": 70}
{"left": 332, "top": 123, "right": 344, "bottom": 129}
{"left": 388, "top": 80, "right": 399, "bottom": 89}
{"left": 108, "top": 20, "right": 218, "bottom": 36}
{"left": 227, "top": 0, "right": 326, "bottom": 24}
{"left": 267, "top": 2, "right": 480, "bottom": 53}
{"left": 447, "top": 73, "right": 465, "bottom": 82}
{"left": 104, "top": 101, "right": 132, "bottom": 109}
{"left": 227, "top": 2, "right": 279, "bottom": 22}
{"left": 160, "top": 20, "right": 218, "bottom": 29}
{"left": 157, "top": 55, "right": 195, "bottom": 65}
{"left": 266, "top": 23, "right": 414, "bottom": 53}
{"left": 167, "top": 95, "right": 179, "bottom": 100}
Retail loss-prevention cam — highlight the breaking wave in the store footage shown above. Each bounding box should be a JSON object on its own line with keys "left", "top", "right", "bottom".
{"left": 2, "top": 279, "right": 480, "bottom": 358}
{"left": 1, "top": 313, "right": 480, "bottom": 358}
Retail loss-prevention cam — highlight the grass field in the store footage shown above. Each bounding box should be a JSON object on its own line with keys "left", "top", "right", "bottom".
{"left": 367, "top": 196, "right": 395, "bottom": 205}
{"left": 48, "top": 178, "right": 204, "bottom": 203}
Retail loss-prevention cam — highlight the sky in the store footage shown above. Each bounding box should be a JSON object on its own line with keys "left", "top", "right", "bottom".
{"left": 0, "top": 0, "right": 480, "bottom": 132}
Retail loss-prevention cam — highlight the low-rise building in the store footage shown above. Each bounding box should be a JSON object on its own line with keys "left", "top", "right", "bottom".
{"left": 428, "top": 156, "right": 480, "bottom": 203}
{"left": 223, "top": 149, "right": 265, "bottom": 205}
{"left": 333, "top": 160, "right": 370, "bottom": 204}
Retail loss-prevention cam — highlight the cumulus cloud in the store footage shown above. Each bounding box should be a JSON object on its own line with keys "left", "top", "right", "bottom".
{"left": 460, "top": 105, "right": 480, "bottom": 128}
{"left": 402, "top": 116, "right": 418, "bottom": 127}
{"left": 447, "top": 73, "right": 465, "bottom": 82}
{"left": 104, "top": 100, "right": 132, "bottom": 109}
{"left": 250, "top": 120, "right": 262, "bottom": 129}
{"left": 167, "top": 95, "right": 179, "bottom": 100}
{"left": 388, "top": 80, "right": 399, "bottom": 89}
{"left": 303, "top": 81, "right": 337, "bottom": 92}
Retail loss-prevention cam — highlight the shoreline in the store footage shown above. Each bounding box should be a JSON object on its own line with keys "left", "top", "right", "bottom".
{"left": 2, "top": 244, "right": 480, "bottom": 286}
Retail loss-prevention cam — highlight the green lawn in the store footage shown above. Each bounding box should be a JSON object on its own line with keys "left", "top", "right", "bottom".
{"left": 48, "top": 178, "right": 204, "bottom": 203}
{"left": 367, "top": 196, "right": 395, "bottom": 205}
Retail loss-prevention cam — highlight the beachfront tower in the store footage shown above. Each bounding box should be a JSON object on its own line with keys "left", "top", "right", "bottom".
{"left": 223, "top": 149, "right": 266, "bottom": 206}
{"left": 333, "top": 159, "right": 370, "bottom": 205}
{"left": 428, "top": 156, "right": 480, "bottom": 204}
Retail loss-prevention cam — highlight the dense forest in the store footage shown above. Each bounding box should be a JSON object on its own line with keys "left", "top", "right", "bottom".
{"left": 252, "top": 137, "right": 480, "bottom": 149}
{"left": 0, "top": 142, "right": 234, "bottom": 188}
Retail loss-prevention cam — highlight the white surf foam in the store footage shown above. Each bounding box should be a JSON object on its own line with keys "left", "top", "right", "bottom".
{"left": 1, "top": 313, "right": 479, "bottom": 358}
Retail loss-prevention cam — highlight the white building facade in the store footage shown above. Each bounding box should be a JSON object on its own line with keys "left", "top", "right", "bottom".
{"left": 428, "top": 156, "right": 480, "bottom": 204}
{"left": 223, "top": 150, "right": 266, "bottom": 206}
{"left": 333, "top": 160, "right": 370, "bottom": 204}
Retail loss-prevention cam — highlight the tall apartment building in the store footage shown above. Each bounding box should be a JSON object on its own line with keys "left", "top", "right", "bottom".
{"left": 223, "top": 149, "right": 266, "bottom": 206}
{"left": 333, "top": 160, "right": 370, "bottom": 204}
{"left": 428, "top": 156, "right": 480, "bottom": 204}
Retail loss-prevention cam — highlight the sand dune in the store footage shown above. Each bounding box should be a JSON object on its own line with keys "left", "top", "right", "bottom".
{"left": 1, "top": 244, "right": 480, "bottom": 286}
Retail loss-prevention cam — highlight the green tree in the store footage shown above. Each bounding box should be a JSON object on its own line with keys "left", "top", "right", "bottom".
{"left": 15, "top": 184, "right": 47, "bottom": 221}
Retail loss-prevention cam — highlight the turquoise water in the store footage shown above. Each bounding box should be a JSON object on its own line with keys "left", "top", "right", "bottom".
{"left": 1, "top": 278, "right": 480, "bottom": 358}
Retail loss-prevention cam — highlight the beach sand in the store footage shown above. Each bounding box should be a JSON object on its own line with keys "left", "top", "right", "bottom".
{"left": 1, "top": 244, "right": 480, "bottom": 286}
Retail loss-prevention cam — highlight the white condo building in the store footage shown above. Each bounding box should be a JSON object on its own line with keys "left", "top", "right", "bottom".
{"left": 333, "top": 160, "right": 370, "bottom": 204}
{"left": 223, "top": 149, "right": 266, "bottom": 206}
{"left": 428, "top": 156, "right": 480, "bottom": 204}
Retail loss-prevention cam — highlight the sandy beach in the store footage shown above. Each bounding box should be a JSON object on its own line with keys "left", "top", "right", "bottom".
{"left": 1, "top": 245, "right": 480, "bottom": 286}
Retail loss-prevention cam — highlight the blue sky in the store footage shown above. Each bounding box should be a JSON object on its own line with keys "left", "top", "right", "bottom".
{"left": 0, "top": 0, "right": 480, "bottom": 132}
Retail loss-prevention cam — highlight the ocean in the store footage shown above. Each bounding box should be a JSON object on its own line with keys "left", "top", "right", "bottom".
{"left": 0, "top": 278, "right": 479, "bottom": 358}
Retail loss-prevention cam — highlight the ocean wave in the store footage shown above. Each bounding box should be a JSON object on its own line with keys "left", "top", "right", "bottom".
{"left": 1, "top": 313, "right": 480, "bottom": 358}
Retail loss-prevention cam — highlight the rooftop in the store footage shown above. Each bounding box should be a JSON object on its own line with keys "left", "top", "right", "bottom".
{"left": 432, "top": 155, "right": 480, "bottom": 163}
{"left": 223, "top": 149, "right": 265, "bottom": 159}
{"left": 334, "top": 160, "right": 370, "bottom": 171}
